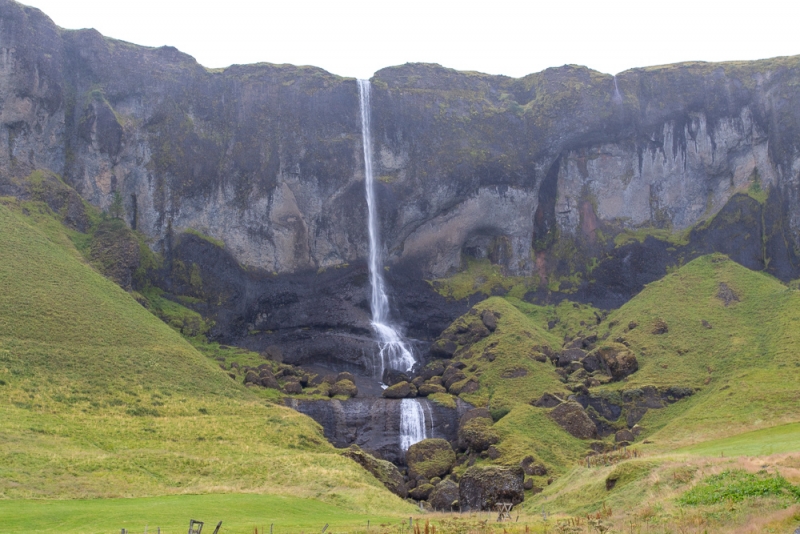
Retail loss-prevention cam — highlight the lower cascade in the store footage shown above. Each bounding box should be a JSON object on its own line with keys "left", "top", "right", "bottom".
{"left": 399, "top": 398, "right": 428, "bottom": 451}
{"left": 358, "top": 78, "right": 416, "bottom": 376}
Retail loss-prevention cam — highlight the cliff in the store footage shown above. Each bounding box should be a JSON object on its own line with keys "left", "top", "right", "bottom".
{"left": 3, "top": 0, "right": 800, "bottom": 364}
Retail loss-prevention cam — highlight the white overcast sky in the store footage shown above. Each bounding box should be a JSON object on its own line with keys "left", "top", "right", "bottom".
{"left": 17, "top": 0, "right": 800, "bottom": 79}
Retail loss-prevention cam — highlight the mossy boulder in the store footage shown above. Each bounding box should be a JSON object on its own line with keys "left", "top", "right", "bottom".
{"left": 428, "top": 478, "right": 459, "bottom": 511}
{"left": 418, "top": 382, "right": 447, "bottom": 396}
{"left": 382, "top": 381, "right": 413, "bottom": 398}
{"left": 549, "top": 401, "right": 597, "bottom": 439}
{"left": 458, "top": 466, "right": 524, "bottom": 511}
{"left": 331, "top": 379, "right": 358, "bottom": 398}
{"left": 406, "top": 438, "right": 456, "bottom": 481}
{"left": 458, "top": 417, "right": 500, "bottom": 452}
{"left": 596, "top": 345, "right": 639, "bottom": 380}
{"left": 409, "top": 483, "right": 435, "bottom": 500}
{"left": 342, "top": 445, "right": 407, "bottom": 498}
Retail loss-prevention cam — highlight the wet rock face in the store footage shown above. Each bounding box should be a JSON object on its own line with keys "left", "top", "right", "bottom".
{"left": 7, "top": 0, "right": 800, "bottom": 286}
{"left": 286, "top": 397, "right": 471, "bottom": 464}
{"left": 458, "top": 466, "right": 525, "bottom": 511}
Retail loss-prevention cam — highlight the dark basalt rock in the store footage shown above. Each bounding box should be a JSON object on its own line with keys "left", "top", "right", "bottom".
{"left": 549, "top": 401, "right": 597, "bottom": 439}
{"left": 428, "top": 479, "right": 459, "bottom": 511}
{"left": 459, "top": 466, "right": 524, "bottom": 511}
{"left": 286, "top": 397, "right": 471, "bottom": 464}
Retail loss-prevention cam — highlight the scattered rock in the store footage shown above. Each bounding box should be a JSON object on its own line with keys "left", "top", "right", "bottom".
{"left": 418, "top": 382, "right": 447, "bottom": 396}
{"left": 487, "top": 445, "right": 501, "bottom": 460}
{"left": 443, "top": 368, "right": 467, "bottom": 390}
{"left": 549, "top": 401, "right": 597, "bottom": 439}
{"left": 331, "top": 379, "right": 358, "bottom": 398}
{"left": 627, "top": 321, "right": 638, "bottom": 330}
{"left": 336, "top": 372, "right": 355, "bottom": 383}
{"left": 244, "top": 370, "right": 260, "bottom": 385}
{"left": 717, "top": 282, "right": 740, "bottom": 306}
{"left": 409, "top": 483, "right": 434, "bottom": 500}
{"left": 595, "top": 345, "right": 638, "bottom": 380}
{"left": 458, "top": 417, "right": 500, "bottom": 452}
{"left": 558, "top": 348, "right": 586, "bottom": 367}
{"left": 343, "top": 445, "right": 407, "bottom": 498}
{"left": 406, "top": 439, "right": 456, "bottom": 481}
{"left": 533, "top": 393, "right": 563, "bottom": 408}
{"left": 459, "top": 408, "right": 492, "bottom": 426}
{"left": 615, "top": 429, "right": 635, "bottom": 443}
{"left": 383, "top": 381, "right": 413, "bottom": 398}
{"left": 430, "top": 339, "right": 457, "bottom": 359}
{"left": 481, "top": 310, "right": 497, "bottom": 332}
{"left": 500, "top": 367, "right": 528, "bottom": 379}
{"left": 459, "top": 379, "right": 480, "bottom": 394}
{"left": 651, "top": 319, "right": 668, "bottom": 335}
{"left": 701, "top": 319, "right": 712, "bottom": 329}
{"left": 459, "top": 466, "right": 525, "bottom": 511}
{"left": 260, "top": 375, "right": 280, "bottom": 389}
{"left": 283, "top": 381, "right": 303, "bottom": 395}
{"left": 428, "top": 479, "right": 459, "bottom": 511}
{"left": 383, "top": 369, "right": 409, "bottom": 387}
{"left": 523, "top": 478, "right": 533, "bottom": 490}
{"left": 631, "top": 424, "right": 643, "bottom": 436}
{"left": 421, "top": 361, "right": 446, "bottom": 380}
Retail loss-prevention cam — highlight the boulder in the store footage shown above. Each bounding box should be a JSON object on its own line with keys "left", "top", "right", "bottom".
{"left": 520, "top": 456, "right": 548, "bottom": 476}
{"left": 382, "top": 369, "right": 409, "bottom": 387}
{"left": 428, "top": 478, "right": 460, "bottom": 511}
{"left": 336, "top": 372, "right": 355, "bottom": 383}
{"left": 459, "top": 466, "right": 525, "bottom": 511}
{"left": 487, "top": 445, "right": 501, "bottom": 460}
{"left": 459, "top": 408, "right": 492, "bottom": 426}
{"left": 458, "top": 417, "right": 500, "bottom": 452}
{"left": 549, "top": 401, "right": 597, "bottom": 439}
{"left": 523, "top": 478, "right": 533, "bottom": 490}
{"left": 597, "top": 346, "right": 639, "bottom": 380}
{"left": 383, "top": 381, "right": 413, "bottom": 398}
{"left": 409, "top": 483, "right": 434, "bottom": 500}
{"left": 533, "top": 393, "right": 563, "bottom": 408}
{"left": 481, "top": 310, "right": 497, "bottom": 331}
{"left": 558, "top": 348, "right": 586, "bottom": 367}
{"left": 244, "top": 370, "right": 260, "bottom": 386}
{"left": 651, "top": 319, "right": 668, "bottom": 335}
{"left": 430, "top": 339, "right": 457, "bottom": 359}
{"left": 418, "top": 382, "right": 447, "bottom": 396}
{"left": 406, "top": 438, "right": 456, "bottom": 480}
{"left": 615, "top": 429, "right": 635, "bottom": 443}
{"left": 260, "top": 375, "right": 280, "bottom": 389}
{"left": 343, "top": 445, "right": 407, "bottom": 498}
{"left": 443, "top": 369, "right": 467, "bottom": 391}
{"left": 421, "top": 361, "right": 446, "bottom": 380}
{"left": 331, "top": 379, "right": 358, "bottom": 398}
{"left": 411, "top": 376, "right": 426, "bottom": 388}
{"left": 283, "top": 381, "right": 303, "bottom": 394}
{"left": 459, "top": 379, "right": 480, "bottom": 394}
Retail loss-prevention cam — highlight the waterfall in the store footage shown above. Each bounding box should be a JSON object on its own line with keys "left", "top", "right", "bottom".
{"left": 358, "top": 79, "right": 416, "bottom": 376}
{"left": 613, "top": 75, "right": 622, "bottom": 102}
{"left": 399, "top": 398, "right": 427, "bottom": 450}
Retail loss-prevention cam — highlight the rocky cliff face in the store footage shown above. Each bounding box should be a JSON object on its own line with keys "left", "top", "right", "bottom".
{"left": 4, "top": 0, "right": 800, "bottom": 360}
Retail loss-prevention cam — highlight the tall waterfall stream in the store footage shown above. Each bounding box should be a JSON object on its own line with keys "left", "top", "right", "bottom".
{"left": 358, "top": 79, "right": 426, "bottom": 450}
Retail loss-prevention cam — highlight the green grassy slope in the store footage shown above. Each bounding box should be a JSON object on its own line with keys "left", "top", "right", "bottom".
{"left": 599, "top": 254, "right": 800, "bottom": 447}
{"left": 0, "top": 200, "right": 409, "bottom": 513}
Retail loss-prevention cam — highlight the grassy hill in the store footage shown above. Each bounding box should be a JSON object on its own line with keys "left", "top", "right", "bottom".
{"left": 0, "top": 198, "right": 409, "bottom": 518}
{"left": 601, "top": 254, "right": 800, "bottom": 448}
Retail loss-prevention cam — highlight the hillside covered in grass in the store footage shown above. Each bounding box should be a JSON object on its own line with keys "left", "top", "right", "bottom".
{"left": 0, "top": 199, "right": 409, "bottom": 513}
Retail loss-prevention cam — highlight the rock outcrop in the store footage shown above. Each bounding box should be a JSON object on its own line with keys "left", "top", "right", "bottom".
{"left": 459, "top": 466, "right": 525, "bottom": 511}
{"left": 286, "top": 397, "right": 471, "bottom": 464}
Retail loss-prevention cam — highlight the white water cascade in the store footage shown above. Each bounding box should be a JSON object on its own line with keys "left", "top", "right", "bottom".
{"left": 399, "top": 398, "right": 428, "bottom": 450}
{"left": 358, "top": 79, "right": 416, "bottom": 376}
{"left": 612, "top": 75, "right": 622, "bottom": 102}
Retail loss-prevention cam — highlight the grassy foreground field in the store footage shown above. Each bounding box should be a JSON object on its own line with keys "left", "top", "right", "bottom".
{"left": 0, "top": 199, "right": 410, "bottom": 515}
{"left": 0, "top": 494, "right": 404, "bottom": 534}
